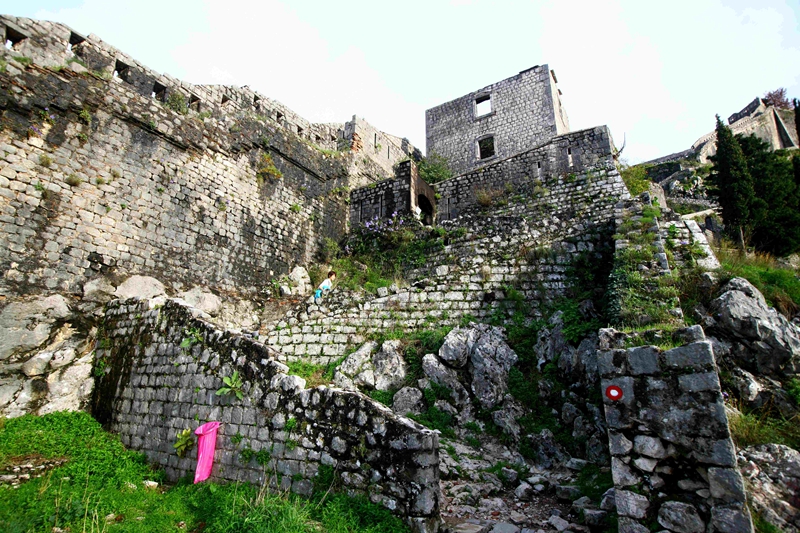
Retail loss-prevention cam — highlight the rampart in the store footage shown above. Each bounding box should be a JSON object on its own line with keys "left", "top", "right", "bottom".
{"left": 425, "top": 64, "right": 569, "bottom": 176}
{"left": 94, "top": 298, "right": 440, "bottom": 532}
{"left": 0, "top": 15, "right": 417, "bottom": 299}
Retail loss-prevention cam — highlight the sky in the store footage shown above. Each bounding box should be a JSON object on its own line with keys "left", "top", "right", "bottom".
{"left": 8, "top": 0, "right": 800, "bottom": 163}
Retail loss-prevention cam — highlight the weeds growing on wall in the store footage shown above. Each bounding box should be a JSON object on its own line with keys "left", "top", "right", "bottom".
{"left": 256, "top": 152, "right": 283, "bottom": 184}
{"left": 286, "top": 357, "right": 344, "bottom": 387}
{"left": 620, "top": 163, "right": 650, "bottom": 197}
{"left": 0, "top": 412, "right": 410, "bottom": 533}
{"left": 726, "top": 402, "right": 800, "bottom": 451}
{"left": 315, "top": 214, "right": 464, "bottom": 293}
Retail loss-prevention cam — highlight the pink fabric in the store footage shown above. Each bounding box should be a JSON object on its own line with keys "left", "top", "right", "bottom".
{"left": 193, "top": 421, "right": 221, "bottom": 483}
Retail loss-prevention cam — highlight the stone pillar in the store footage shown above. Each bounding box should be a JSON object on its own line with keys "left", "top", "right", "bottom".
{"left": 598, "top": 330, "right": 753, "bottom": 533}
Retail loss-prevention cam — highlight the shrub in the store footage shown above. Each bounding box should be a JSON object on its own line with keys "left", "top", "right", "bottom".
{"left": 64, "top": 174, "right": 82, "bottom": 187}
{"left": 165, "top": 91, "right": 187, "bottom": 114}
{"left": 38, "top": 154, "right": 52, "bottom": 167}
{"left": 417, "top": 153, "right": 452, "bottom": 184}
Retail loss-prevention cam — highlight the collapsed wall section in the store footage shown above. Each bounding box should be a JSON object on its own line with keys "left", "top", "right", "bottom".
{"left": 94, "top": 298, "right": 440, "bottom": 532}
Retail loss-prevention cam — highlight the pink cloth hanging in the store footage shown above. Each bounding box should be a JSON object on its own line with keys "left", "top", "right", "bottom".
{"left": 193, "top": 421, "right": 221, "bottom": 483}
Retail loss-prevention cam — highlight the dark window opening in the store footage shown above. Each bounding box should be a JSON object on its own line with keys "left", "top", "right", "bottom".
{"left": 537, "top": 161, "right": 541, "bottom": 168}
{"left": 297, "top": 126, "right": 304, "bottom": 136}
{"left": 276, "top": 111, "right": 284, "bottom": 123}
{"left": 113, "top": 59, "right": 130, "bottom": 82}
{"left": 476, "top": 94, "right": 492, "bottom": 117}
{"left": 188, "top": 95, "right": 201, "bottom": 112}
{"left": 387, "top": 146, "right": 390, "bottom": 158}
{"left": 221, "top": 94, "right": 231, "bottom": 105}
{"left": 5, "top": 26, "right": 27, "bottom": 50}
{"left": 478, "top": 136, "right": 495, "bottom": 160}
{"left": 315, "top": 134, "right": 321, "bottom": 143}
{"left": 567, "top": 148, "right": 572, "bottom": 155}
{"left": 253, "top": 95, "right": 261, "bottom": 111}
{"left": 331, "top": 134, "right": 337, "bottom": 142}
{"left": 152, "top": 81, "right": 167, "bottom": 101}
{"left": 374, "top": 133, "right": 378, "bottom": 145}
{"left": 67, "top": 31, "right": 84, "bottom": 52}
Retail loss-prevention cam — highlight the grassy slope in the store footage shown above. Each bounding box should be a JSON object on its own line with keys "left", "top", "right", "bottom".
{"left": 0, "top": 412, "right": 407, "bottom": 533}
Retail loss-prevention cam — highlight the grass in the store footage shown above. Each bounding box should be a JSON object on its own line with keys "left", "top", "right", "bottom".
{"left": 575, "top": 464, "right": 613, "bottom": 501}
{"left": 620, "top": 164, "right": 650, "bottom": 197}
{"left": 0, "top": 412, "right": 409, "bottom": 533}
{"left": 715, "top": 245, "right": 800, "bottom": 318}
{"left": 286, "top": 357, "right": 343, "bottom": 388}
{"left": 727, "top": 403, "right": 800, "bottom": 451}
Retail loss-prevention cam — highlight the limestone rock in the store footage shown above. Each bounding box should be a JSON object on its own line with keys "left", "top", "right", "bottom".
{"left": 524, "top": 429, "right": 569, "bottom": 468}
{"left": 439, "top": 327, "right": 473, "bottom": 368}
{"left": 468, "top": 324, "right": 518, "bottom": 410}
{"left": 616, "top": 490, "right": 649, "bottom": 519}
{"left": 422, "top": 353, "right": 470, "bottom": 405}
{"left": 373, "top": 340, "right": 407, "bottom": 391}
{"left": 392, "top": 387, "right": 423, "bottom": 415}
{"left": 114, "top": 275, "right": 166, "bottom": 301}
{"left": 21, "top": 352, "right": 54, "bottom": 377}
{"left": 0, "top": 295, "right": 72, "bottom": 361}
{"left": 82, "top": 277, "right": 116, "bottom": 303}
{"left": 658, "top": 501, "right": 705, "bottom": 533}
{"left": 709, "top": 277, "right": 800, "bottom": 376}
{"left": 178, "top": 287, "right": 223, "bottom": 316}
{"left": 287, "top": 266, "right": 312, "bottom": 296}
{"left": 739, "top": 444, "right": 800, "bottom": 533}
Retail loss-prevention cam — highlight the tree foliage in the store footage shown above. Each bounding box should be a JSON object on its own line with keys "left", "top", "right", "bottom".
{"left": 708, "top": 115, "right": 800, "bottom": 256}
{"left": 764, "top": 88, "right": 791, "bottom": 109}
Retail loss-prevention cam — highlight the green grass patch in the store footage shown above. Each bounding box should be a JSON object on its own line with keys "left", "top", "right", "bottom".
{"left": 286, "top": 357, "right": 343, "bottom": 388}
{"left": 620, "top": 164, "right": 650, "bottom": 197}
{"left": 716, "top": 246, "right": 800, "bottom": 318}
{"left": 727, "top": 406, "right": 800, "bottom": 451}
{"left": 0, "top": 412, "right": 409, "bottom": 533}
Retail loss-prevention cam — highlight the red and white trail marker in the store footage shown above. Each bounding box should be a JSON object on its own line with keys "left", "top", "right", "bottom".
{"left": 606, "top": 385, "right": 623, "bottom": 401}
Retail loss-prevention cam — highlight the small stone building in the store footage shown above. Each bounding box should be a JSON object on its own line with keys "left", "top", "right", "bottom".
{"left": 425, "top": 64, "right": 570, "bottom": 176}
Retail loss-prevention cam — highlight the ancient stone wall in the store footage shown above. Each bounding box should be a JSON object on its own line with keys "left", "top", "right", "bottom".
{"left": 344, "top": 116, "right": 419, "bottom": 177}
{"left": 425, "top": 65, "right": 569, "bottom": 176}
{"left": 94, "top": 298, "right": 440, "bottom": 532}
{"left": 0, "top": 15, "right": 420, "bottom": 300}
{"left": 434, "top": 126, "right": 619, "bottom": 222}
{"left": 350, "top": 176, "right": 411, "bottom": 224}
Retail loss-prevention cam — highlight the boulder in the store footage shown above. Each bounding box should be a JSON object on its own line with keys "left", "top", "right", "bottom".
{"left": 287, "top": 266, "right": 312, "bottom": 296}
{"left": 82, "top": 277, "right": 116, "bottom": 303}
{"left": 178, "top": 287, "right": 223, "bottom": 316}
{"left": 439, "top": 327, "right": 473, "bottom": 368}
{"left": 335, "top": 341, "right": 378, "bottom": 390}
{"left": 468, "top": 324, "right": 518, "bottom": 410}
{"left": 114, "top": 275, "right": 166, "bottom": 300}
{"left": 373, "top": 340, "right": 407, "bottom": 391}
{"left": 392, "top": 387, "right": 424, "bottom": 415}
{"left": 422, "top": 353, "right": 470, "bottom": 405}
{"left": 524, "top": 429, "right": 569, "bottom": 468}
{"left": 709, "top": 277, "right": 800, "bottom": 376}
{"left": 0, "top": 295, "right": 72, "bottom": 361}
{"left": 658, "top": 501, "right": 705, "bottom": 533}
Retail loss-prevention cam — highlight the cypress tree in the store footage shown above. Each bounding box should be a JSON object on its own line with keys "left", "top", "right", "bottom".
{"left": 708, "top": 115, "right": 757, "bottom": 249}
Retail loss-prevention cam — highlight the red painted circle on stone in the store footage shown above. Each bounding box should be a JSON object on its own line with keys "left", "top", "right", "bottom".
{"left": 606, "top": 385, "right": 623, "bottom": 401}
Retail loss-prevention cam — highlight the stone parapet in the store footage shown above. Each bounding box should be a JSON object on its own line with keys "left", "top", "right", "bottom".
{"left": 94, "top": 298, "right": 440, "bottom": 532}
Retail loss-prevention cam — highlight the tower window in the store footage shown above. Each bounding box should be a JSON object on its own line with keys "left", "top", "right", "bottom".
{"left": 152, "top": 81, "right": 167, "bottom": 101}
{"left": 4, "top": 26, "right": 27, "bottom": 50}
{"left": 188, "top": 94, "right": 201, "bottom": 112}
{"left": 475, "top": 94, "right": 492, "bottom": 117}
{"left": 478, "top": 136, "right": 495, "bottom": 159}
{"left": 113, "top": 59, "right": 130, "bottom": 82}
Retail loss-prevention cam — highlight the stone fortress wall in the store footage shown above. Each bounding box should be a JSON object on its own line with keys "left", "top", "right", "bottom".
{"left": 0, "top": 15, "right": 418, "bottom": 299}
{"left": 95, "top": 298, "right": 440, "bottom": 532}
{"left": 425, "top": 65, "right": 569, "bottom": 176}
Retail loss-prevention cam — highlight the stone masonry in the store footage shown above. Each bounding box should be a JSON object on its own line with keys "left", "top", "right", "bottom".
{"left": 426, "top": 65, "right": 569, "bottom": 176}
{"left": 94, "top": 298, "right": 440, "bottom": 533}
{"left": 0, "top": 14, "right": 415, "bottom": 299}
{"left": 598, "top": 331, "right": 753, "bottom": 533}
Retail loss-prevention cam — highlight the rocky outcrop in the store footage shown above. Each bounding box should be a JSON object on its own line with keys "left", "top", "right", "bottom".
{"left": 334, "top": 340, "right": 407, "bottom": 392}
{"left": 739, "top": 444, "right": 800, "bottom": 533}
{"left": 706, "top": 277, "right": 800, "bottom": 377}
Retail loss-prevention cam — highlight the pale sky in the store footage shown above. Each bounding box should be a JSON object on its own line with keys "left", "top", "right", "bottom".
{"left": 8, "top": 0, "right": 800, "bottom": 163}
